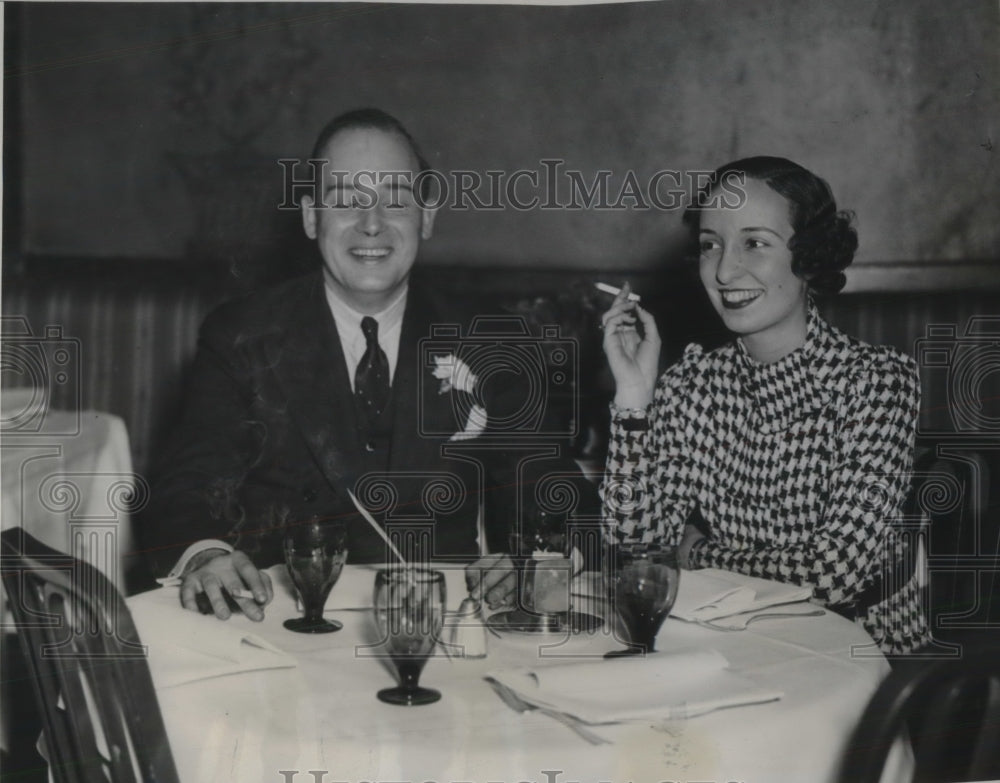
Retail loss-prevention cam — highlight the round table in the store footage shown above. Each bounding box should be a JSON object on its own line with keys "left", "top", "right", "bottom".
{"left": 129, "top": 565, "right": 897, "bottom": 783}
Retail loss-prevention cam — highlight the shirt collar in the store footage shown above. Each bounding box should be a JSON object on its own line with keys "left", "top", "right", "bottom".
{"left": 323, "top": 282, "right": 408, "bottom": 342}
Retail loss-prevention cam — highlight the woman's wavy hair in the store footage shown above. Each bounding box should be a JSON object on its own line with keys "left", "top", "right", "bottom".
{"left": 682, "top": 156, "right": 858, "bottom": 295}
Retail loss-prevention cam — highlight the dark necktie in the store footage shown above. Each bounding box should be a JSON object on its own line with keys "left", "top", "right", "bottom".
{"left": 355, "top": 316, "right": 390, "bottom": 424}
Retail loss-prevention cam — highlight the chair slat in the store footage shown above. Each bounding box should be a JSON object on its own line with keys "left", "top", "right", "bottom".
{"left": 840, "top": 649, "right": 1000, "bottom": 783}
{"left": 968, "top": 675, "right": 1000, "bottom": 780}
{"left": 1, "top": 527, "right": 180, "bottom": 783}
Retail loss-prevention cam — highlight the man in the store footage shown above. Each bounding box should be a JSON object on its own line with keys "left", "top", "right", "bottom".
{"left": 142, "top": 108, "right": 595, "bottom": 620}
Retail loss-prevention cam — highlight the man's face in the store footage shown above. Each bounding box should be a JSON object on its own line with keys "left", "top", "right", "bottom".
{"left": 301, "top": 126, "right": 435, "bottom": 312}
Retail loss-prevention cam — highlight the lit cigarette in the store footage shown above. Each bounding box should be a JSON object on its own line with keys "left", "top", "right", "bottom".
{"left": 594, "top": 282, "right": 640, "bottom": 302}
{"left": 155, "top": 577, "right": 261, "bottom": 603}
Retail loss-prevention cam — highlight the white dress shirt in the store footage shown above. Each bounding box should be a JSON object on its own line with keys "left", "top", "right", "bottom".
{"left": 324, "top": 282, "right": 407, "bottom": 390}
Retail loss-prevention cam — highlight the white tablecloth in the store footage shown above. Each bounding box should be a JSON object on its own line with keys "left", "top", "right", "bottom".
{"left": 129, "top": 566, "right": 899, "bottom": 783}
{"left": 1, "top": 391, "right": 139, "bottom": 755}
{"left": 1, "top": 390, "right": 137, "bottom": 586}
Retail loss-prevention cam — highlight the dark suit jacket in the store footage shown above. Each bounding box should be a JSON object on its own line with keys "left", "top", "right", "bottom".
{"left": 141, "top": 272, "right": 595, "bottom": 576}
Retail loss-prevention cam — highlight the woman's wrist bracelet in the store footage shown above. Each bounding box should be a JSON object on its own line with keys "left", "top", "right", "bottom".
{"left": 685, "top": 535, "right": 709, "bottom": 567}
{"left": 609, "top": 402, "right": 651, "bottom": 431}
{"left": 609, "top": 402, "right": 650, "bottom": 419}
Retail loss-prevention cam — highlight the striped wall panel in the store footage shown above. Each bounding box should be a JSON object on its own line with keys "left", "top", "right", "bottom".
{"left": 4, "top": 270, "right": 1000, "bottom": 479}
{"left": 819, "top": 293, "right": 1000, "bottom": 437}
{"left": 2, "top": 278, "right": 228, "bottom": 479}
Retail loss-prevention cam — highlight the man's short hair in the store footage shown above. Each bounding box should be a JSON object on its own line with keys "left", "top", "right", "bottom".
{"left": 309, "top": 107, "right": 430, "bottom": 175}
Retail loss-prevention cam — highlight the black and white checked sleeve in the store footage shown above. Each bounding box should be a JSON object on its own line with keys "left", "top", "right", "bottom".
{"left": 600, "top": 345, "right": 702, "bottom": 545}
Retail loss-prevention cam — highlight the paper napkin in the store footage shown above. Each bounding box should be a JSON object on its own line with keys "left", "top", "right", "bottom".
{"left": 671, "top": 568, "right": 814, "bottom": 623}
{"left": 127, "top": 589, "right": 297, "bottom": 689}
{"left": 486, "top": 648, "right": 782, "bottom": 726}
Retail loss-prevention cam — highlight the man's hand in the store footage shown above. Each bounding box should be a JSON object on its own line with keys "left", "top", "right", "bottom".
{"left": 465, "top": 553, "right": 516, "bottom": 610}
{"left": 179, "top": 550, "right": 274, "bottom": 622}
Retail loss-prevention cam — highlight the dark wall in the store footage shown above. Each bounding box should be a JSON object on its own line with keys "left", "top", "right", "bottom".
{"left": 8, "top": 0, "right": 1000, "bottom": 283}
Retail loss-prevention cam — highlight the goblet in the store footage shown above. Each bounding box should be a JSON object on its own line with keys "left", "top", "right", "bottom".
{"left": 606, "top": 544, "right": 680, "bottom": 656}
{"left": 374, "top": 568, "right": 446, "bottom": 706}
{"left": 283, "top": 517, "right": 348, "bottom": 633}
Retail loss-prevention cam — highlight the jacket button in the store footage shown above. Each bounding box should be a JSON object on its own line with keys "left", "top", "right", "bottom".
{"left": 365, "top": 441, "right": 376, "bottom": 453}
{"left": 302, "top": 487, "right": 317, "bottom": 502}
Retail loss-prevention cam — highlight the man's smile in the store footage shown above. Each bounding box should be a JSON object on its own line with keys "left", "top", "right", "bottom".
{"left": 350, "top": 247, "right": 392, "bottom": 260}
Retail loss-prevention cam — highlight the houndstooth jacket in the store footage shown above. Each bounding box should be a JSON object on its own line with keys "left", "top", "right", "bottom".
{"left": 601, "top": 304, "right": 930, "bottom": 655}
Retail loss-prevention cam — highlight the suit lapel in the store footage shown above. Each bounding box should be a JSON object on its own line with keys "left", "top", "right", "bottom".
{"left": 386, "top": 286, "right": 485, "bottom": 557}
{"left": 270, "top": 274, "right": 360, "bottom": 491}
{"left": 270, "top": 278, "right": 464, "bottom": 503}
{"left": 387, "top": 286, "right": 452, "bottom": 474}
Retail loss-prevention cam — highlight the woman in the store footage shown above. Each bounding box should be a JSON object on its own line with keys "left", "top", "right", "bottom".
{"left": 600, "top": 156, "right": 928, "bottom": 655}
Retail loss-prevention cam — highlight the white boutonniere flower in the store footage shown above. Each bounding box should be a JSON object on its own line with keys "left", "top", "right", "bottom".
{"left": 431, "top": 354, "right": 486, "bottom": 441}
{"left": 450, "top": 404, "right": 488, "bottom": 442}
{"left": 432, "top": 354, "right": 478, "bottom": 395}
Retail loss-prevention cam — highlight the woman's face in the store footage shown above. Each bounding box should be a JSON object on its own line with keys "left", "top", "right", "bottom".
{"left": 697, "top": 177, "right": 808, "bottom": 362}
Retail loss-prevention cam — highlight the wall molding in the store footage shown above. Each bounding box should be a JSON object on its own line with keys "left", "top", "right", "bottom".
{"left": 843, "top": 260, "right": 1000, "bottom": 293}
{"left": 5, "top": 256, "right": 999, "bottom": 295}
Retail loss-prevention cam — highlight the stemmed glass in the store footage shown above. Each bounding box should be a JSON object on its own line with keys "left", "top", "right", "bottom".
{"left": 282, "top": 517, "right": 348, "bottom": 633}
{"left": 374, "top": 568, "right": 446, "bottom": 705}
{"left": 606, "top": 544, "right": 680, "bottom": 656}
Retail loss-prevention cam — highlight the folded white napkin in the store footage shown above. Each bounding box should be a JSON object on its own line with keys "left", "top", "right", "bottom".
{"left": 671, "top": 568, "right": 813, "bottom": 623}
{"left": 487, "top": 648, "right": 782, "bottom": 725}
{"left": 281, "top": 563, "right": 471, "bottom": 612}
{"left": 127, "top": 589, "right": 296, "bottom": 689}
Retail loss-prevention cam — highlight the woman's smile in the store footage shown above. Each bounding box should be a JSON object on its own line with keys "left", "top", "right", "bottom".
{"left": 719, "top": 288, "right": 765, "bottom": 308}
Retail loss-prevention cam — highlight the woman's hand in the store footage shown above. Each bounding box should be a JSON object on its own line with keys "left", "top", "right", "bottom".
{"left": 601, "top": 282, "right": 661, "bottom": 409}
{"left": 678, "top": 523, "right": 706, "bottom": 569}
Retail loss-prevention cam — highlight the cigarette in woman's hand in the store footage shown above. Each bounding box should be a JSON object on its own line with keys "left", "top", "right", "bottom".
{"left": 228, "top": 588, "right": 257, "bottom": 601}
{"left": 595, "top": 282, "right": 641, "bottom": 302}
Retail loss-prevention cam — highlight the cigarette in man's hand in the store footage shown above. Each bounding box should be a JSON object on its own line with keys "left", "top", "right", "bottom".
{"left": 595, "top": 282, "right": 641, "bottom": 302}
{"left": 157, "top": 578, "right": 260, "bottom": 603}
